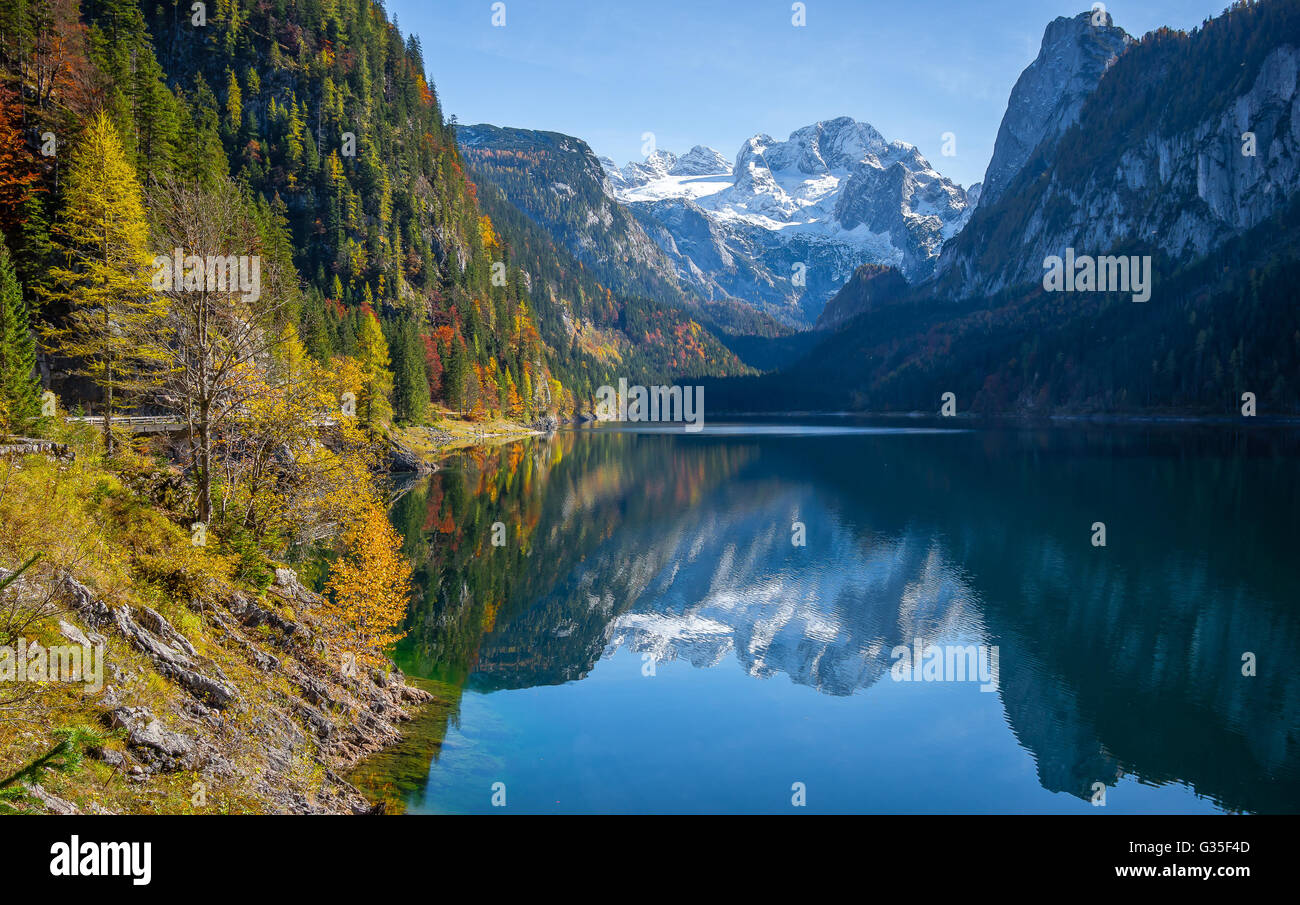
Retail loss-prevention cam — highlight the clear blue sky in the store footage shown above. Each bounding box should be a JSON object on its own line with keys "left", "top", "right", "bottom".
{"left": 388, "top": 1, "right": 1232, "bottom": 188}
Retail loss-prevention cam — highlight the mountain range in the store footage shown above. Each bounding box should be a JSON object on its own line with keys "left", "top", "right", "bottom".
{"left": 12, "top": 0, "right": 1295, "bottom": 432}
{"left": 459, "top": 114, "right": 977, "bottom": 329}
{"left": 695, "top": 1, "right": 1300, "bottom": 417}
{"left": 602, "top": 117, "right": 973, "bottom": 325}
{"left": 449, "top": 2, "right": 1300, "bottom": 416}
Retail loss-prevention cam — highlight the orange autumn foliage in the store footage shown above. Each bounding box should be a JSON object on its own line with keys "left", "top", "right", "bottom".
{"left": 0, "top": 89, "right": 40, "bottom": 236}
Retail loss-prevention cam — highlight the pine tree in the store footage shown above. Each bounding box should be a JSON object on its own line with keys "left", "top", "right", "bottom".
{"left": 224, "top": 68, "right": 242, "bottom": 135}
{"left": 179, "top": 78, "right": 231, "bottom": 188}
{"left": 0, "top": 238, "right": 41, "bottom": 438}
{"left": 299, "top": 290, "right": 334, "bottom": 363}
{"left": 43, "top": 111, "right": 165, "bottom": 454}
{"left": 390, "top": 320, "right": 429, "bottom": 424}
{"left": 86, "top": 0, "right": 182, "bottom": 182}
{"left": 445, "top": 331, "right": 468, "bottom": 413}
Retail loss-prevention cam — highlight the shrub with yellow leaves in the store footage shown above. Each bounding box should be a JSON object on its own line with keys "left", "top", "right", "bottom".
{"left": 323, "top": 501, "right": 412, "bottom": 671}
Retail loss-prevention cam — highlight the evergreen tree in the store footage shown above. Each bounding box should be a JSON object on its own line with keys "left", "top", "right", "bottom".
{"left": 445, "top": 331, "right": 468, "bottom": 414}
{"left": 390, "top": 319, "right": 429, "bottom": 424}
{"left": 85, "top": 0, "right": 183, "bottom": 183}
{"left": 0, "top": 238, "right": 40, "bottom": 437}
{"left": 224, "top": 67, "right": 242, "bottom": 135}
{"left": 299, "top": 290, "right": 334, "bottom": 363}
{"left": 180, "top": 78, "right": 232, "bottom": 187}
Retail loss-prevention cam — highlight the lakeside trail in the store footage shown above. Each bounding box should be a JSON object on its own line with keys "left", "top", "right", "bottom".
{"left": 0, "top": 416, "right": 544, "bottom": 815}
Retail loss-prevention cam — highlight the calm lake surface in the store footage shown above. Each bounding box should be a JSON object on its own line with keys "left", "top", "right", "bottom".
{"left": 351, "top": 419, "right": 1300, "bottom": 814}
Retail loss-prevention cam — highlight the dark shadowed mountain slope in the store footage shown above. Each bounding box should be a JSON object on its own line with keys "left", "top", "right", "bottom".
{"left": 815, "top": 264, "right": 910, "bottom": 332}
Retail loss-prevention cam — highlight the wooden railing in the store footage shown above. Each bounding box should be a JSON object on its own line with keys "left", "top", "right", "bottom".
{"left": 64, "top": 415, "right": 184, "bottom": 433}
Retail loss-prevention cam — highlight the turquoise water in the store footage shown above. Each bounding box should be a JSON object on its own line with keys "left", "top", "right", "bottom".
{"left": 363, "top": 420, "right": 1300, "bottom": 814}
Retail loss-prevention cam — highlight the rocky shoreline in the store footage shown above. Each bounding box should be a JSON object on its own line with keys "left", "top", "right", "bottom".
{"left": 18, "top": 568, "right": 432, "bottom": 815}
{"left": 8, "top": 416, "right": 569, "bottom": 815}
{"left": 386, "top": 414, "right": 560, "bottom": 473}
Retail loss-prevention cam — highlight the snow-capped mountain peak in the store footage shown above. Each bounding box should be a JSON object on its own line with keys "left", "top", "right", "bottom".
{"left": 603, "top": 117, "right": 971, "bottom": 323}
{"left": 598, "top": 155, "right": 628, "bottom": 191}
{"left": 622, "top": 149, "right": 679, "bottom": 188}
{"left": 671, "top": 145, "right": 732, "bottom": 177}
{"left": 747, "top": 116, "right": 889, "bottom": 175}
{"left": 618, "top": 145, "right": 732, "bottom": 190}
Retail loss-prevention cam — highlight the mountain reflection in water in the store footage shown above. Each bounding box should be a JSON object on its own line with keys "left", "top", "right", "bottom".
{"left": 351, "top": 422, "right": 1300, "bottom": 814}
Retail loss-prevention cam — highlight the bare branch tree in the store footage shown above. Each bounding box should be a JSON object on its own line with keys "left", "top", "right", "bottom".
{"left": 148, "top": 177, "right": 295, "bottom": 524}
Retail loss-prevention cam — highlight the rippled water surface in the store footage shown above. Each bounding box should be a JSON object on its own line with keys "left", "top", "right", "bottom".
{"left": 351, "top": 420, "right": 1300, "bottom": 814}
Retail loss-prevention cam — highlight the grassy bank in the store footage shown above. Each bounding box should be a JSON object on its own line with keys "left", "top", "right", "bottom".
{"left": 0, "top": 424, "right": 431, "bottom": 815}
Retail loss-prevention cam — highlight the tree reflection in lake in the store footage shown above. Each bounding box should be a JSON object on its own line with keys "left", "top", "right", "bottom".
{"left": 354, "top": 422, "right": 1300, "bottom": 814}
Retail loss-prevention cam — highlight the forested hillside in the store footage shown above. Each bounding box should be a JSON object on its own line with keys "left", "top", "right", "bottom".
{"left": 2, "top": 0, "right": 746, "bottom": 425}
{"left": 0, "top": 0, "right": 565, "bottom": 419}
{"left": 709, "top": 198, "right": 1300, "bottom": 415}
{"left": 141, "top": 0, "right": 574, "bottom": 418}
{"left": 0, "top": 0, "right": 493, "bottom": 811}
{"left": 459, "top": 126, "right": 759, "bottom": 384}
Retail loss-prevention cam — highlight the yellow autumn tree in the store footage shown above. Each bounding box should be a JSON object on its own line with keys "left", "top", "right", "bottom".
{"left": 355, "top": 310, "right": 394, "bottom": 429}
{"left": 324, "top": 501, "right": 411, "bottom": 670}
{"left": 44, "top": 111, "right": 167, "bottom": 454}
{"left": 478, "top": 215, "right": 499, "bottom": 252}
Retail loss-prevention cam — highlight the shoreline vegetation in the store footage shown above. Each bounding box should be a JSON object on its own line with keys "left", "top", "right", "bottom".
{"left": 388, "top": 412, "right": 548, "bottom": 469}
{"left": 0, "top": 0, "right": 601, "bottom": 817}
{"left": 0, "top": 411, "right": 532, "bottom": 815}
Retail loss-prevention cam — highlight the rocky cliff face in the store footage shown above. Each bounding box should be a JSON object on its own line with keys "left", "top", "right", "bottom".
{"left": 457, "top": 124, "right": 688, "bottom": 304}
{"left": 938, "top": 37, "right": 1300, "bottom": 299}
{"left": 628, "top": 196, "right": 878, "bottom": 324}
{"left": 941, "top": 43, "right": 1300, "bottom": 296}
{"left": 627, "top": 198, "right": 778, "bottom": 305}
{"left": 978, "top": 11, "right": 1132, "bottom": 209}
